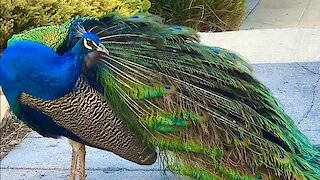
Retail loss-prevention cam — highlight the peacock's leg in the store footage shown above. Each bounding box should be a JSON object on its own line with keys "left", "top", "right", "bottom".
{"left": 78, "top": 143, "right": 86, "bottom": 180}
{"left": 69, "top": 139, "right": 78, "bottom": 180}
{"left": 68, "top": 139, "right": 86, "bottom": 180}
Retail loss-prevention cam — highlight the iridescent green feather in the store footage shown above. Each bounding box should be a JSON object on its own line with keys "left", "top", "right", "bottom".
{"left": 93, "top": 13, "right": 320, "bottom": 179}
{"left": 7, "top": 21, "right": 71, "bottom": 51}
{"left": 7, "top": 16, "right": 97, "bottom": 51}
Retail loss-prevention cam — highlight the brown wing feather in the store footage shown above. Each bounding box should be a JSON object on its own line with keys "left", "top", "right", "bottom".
{"left": 19, "top": 75, "right": 156, "bottom": 165}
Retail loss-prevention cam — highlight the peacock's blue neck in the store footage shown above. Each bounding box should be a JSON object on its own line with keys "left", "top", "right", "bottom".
{"left": 1, "top": 40, "right": 89, "bottom": 116}
{"left": 70, "top": 38, "right": 90, "bottom": 64}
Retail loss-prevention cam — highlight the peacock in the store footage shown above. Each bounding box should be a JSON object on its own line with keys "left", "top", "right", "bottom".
{"left": 1, "top": 13, "right": 319, "bottom": 180}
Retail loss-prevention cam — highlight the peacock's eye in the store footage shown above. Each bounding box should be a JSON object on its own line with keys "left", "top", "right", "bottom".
{"left": 83, "top": 38, "right": 93, "bottom": 50}
{"left": 87, "top": 40, "right": 94, "bottom": 46}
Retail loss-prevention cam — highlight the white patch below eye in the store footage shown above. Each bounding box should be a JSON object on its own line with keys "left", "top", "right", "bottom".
{"left": 83, "top": 38, "right": 93, "bottom": 50}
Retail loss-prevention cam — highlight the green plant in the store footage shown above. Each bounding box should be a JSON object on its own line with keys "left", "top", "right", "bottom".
{"left": 149, "top": 0, "right": 246, "bottom": 32}
{"left": 0, "top": 0, "right": 151, "bottom": 48}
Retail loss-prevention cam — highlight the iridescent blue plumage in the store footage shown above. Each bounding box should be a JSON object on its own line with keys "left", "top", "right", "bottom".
{"left": 1, "top": 42, "right": 77, "bottom": 114}
{"left": 82, "top": 32, "right": 101, "bottom": 44}
{"left": 0, "top": 31, "right": 106, "bottom": 115}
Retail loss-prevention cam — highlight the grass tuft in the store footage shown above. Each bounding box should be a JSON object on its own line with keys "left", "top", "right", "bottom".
{"left": 149, "top": 0, "right": 246, "bottom": 32}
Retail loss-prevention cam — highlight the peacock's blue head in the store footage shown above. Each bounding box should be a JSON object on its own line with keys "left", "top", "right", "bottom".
{"left": 80, "top": 32, "right": 109, "bottom": 55}
{"left": 82, "top": 32, "right": 101, "bottom": 44}
{"left": 71, "top": 21, "right": 109, "bottom": 56}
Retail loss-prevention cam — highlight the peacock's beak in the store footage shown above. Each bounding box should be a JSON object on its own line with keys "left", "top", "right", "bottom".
{"left": 96, "top": 43, "right": 109, "bottom": 55}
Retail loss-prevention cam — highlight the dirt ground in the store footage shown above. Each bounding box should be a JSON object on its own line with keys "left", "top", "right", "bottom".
{"left": 0, "top": 110, "right": 31, "bottom": 160}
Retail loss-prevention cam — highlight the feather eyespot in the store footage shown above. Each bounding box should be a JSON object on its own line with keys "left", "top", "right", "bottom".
{"left": 278, "top": 154, "right": 285, "bottom": 159}
{"left": 238, "top": 135, "right": 245, "bottom": 141}
{"left": 171, "top": 25, "right": 182, "bottom": 30}
{"left": 274, "top": 153, "right": 289, "bottom": 163}
{"left": 256, "top": 174, "right": 263, "bottom": 180}
{"left": 210, "top": 48, "right": 220, "bottom": 54}
{"left": 164, "top": 84, "right": 171, "bottom": 89}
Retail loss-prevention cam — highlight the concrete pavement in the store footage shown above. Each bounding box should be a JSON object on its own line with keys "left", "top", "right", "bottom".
{"left": 241, "top": 0, "right": 320, "bottom": 29}
{"left": 200, "top": 28, "right": 320, "bottom": 64}
{"left": 245, "top": 0, "right": 260, "bottom": 18}
{"left": 253, "top": 62, "right": 320, "bottom": 144}
{"left": 0, "top": 132, "right": 177, "bottom": 180}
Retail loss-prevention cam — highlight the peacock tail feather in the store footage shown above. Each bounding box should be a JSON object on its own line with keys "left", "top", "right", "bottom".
{"left": 6, "top": 13, "right": 320, "bottom": 179}
{"left": 90, "top": 13, "right": 319, "bottom": 179}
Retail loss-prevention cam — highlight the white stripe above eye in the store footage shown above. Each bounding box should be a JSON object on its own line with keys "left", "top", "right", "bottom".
{"left": 83, "top": 38, "right": 93, "bottom": 50}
